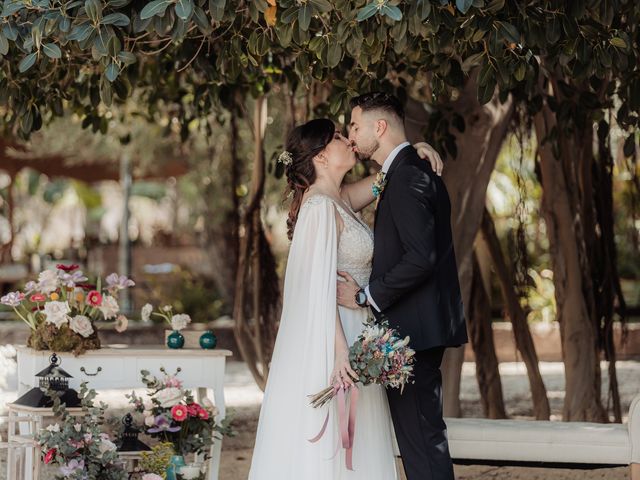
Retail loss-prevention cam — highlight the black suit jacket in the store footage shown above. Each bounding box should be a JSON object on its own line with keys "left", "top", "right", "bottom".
{"left": 368, "top": 145, "right": 468, "bottom": 351}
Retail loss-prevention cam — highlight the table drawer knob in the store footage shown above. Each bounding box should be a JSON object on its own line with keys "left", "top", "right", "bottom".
{"left": 80, "top": 366, "right": 102, "bottom": 376}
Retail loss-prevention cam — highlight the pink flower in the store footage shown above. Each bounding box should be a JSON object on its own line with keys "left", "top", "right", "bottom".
{"left": 164, "top": 376, "right": 183, "bottom": 389}
{"left": 43, "top": 448, "right": 56, "bottom": 464}
{"left": 197, "top": 408, "right": 209, "bottom": 420}
{"left": 171, "top": 405, "right": 188, "bottom": 422}
{"left": 30, "top": 293, "right": 47, "bottom": 302}
{"left": 87, "top": 290, "right": 102, "bottom": 307}
{"left": 186, "top": 403, "right": 201, "bottom": 417}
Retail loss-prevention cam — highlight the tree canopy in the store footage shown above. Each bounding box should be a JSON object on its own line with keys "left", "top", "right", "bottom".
{"left": 0, "top": 0, "right": 638, "bottom": 150}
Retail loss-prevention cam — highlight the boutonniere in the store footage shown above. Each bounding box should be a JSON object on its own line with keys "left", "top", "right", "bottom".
{"left": 372, "top": 171, "right": 387, "bottom": 198}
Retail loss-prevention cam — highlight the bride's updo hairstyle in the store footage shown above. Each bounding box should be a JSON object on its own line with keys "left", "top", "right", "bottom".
{"left": 283, "top": 118, "right": 335, "bottom": 240}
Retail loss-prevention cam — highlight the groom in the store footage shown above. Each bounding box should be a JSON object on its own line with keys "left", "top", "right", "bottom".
{"left": 337, "top": 92, "right": 468, "bottom": 480}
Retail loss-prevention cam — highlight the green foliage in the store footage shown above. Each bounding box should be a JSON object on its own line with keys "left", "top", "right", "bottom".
{"left": 1, "top": 0, "right": 637, "bottom": 143}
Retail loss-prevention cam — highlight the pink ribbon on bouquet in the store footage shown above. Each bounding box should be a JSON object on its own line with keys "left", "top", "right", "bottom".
{"left": 308, "top": 384, "right": 360, "bottom": 471}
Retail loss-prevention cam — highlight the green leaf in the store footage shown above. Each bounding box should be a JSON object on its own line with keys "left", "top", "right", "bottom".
{"left": 327, "top": 42, "right": 342, "bottom": 67}
{"left": 175, "top": 0, "right": 193, "bottom": 21}
{"left": 42, "top": 43, "right": 62, "bottom": 59}
{"left": 514, "top": 62, "right": 526, "bottom": 81}
{"left": 209, "top": 0, "right": 226, "bottom": 21}
{"left": 309, "top": 0, "right": 332, "bottom": 13}
{"left": 382, "top": 5, "right": 402, "bottom": 21}
{"left": 356, "top": 3, "right": 378, "bottom": 22}
{"left": 498, "top": 21, "right": 519, "bottom": 43}
{"left": 68, "top": 23, "right": 94, "bottom": 42}
{"left": 1, "top": 1, "right": 24, "bottom": 18}
{"left": 3, "top": 24, "right": 18, "bottom": 41}
{"left": 192, "top": 6, "right": 211, "bottom": 33}
{"left": 477, "top": 76, "right": 496, "bottom": 104}
{"left": 0, "top": 33, "right": 8, "bottom": 56}
{"left": 456, "top": 0, "right": 473, "bottom": 14}
{"left": 117, "top": 51, "right": 137, "bottom": 65}
{"left": 610, "top": 37, "right": 627, "bottom": 49}
{"left": 298, "top": 4, "right": 312, "bottom": 31}
{"left": 105, "top": 62, "right": 119, "bottom": 82}
{"left": 19, "top": 52, "right": 38, "bottom": 72}
{"left": 140, "top": 0, "right": 172, "bottom": 20}
{"left": 102, "top": 13, "right": 130, "bottom": 26}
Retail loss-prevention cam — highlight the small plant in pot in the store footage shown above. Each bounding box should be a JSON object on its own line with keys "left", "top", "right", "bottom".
{"left": 141, "top": 303, "right": 192, "bottom": 349}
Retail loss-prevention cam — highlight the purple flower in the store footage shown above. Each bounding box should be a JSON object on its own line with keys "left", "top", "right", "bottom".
{"left": 59, "top": 270, "right": 88, "bottom": 288}
{"left": 59, "top": 458, "right": 85, "bottom": 476}
{"left": 24, "top": 281, "right": 38, "bottom": 294}
{"left": 1, "top": 291, "right": 25, "bottom": 307}
{"left": 105, "top": 273, "right": 135, "bottom": 291}
{"left": 147, "top": 415, "right": 181, "bottom": 433}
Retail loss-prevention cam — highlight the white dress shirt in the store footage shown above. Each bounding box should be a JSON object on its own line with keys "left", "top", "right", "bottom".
{"left": 364, "top": 141, "right": 411, "bottom": 312}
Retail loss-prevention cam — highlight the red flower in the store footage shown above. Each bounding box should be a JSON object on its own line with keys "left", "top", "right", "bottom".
{"left": 186, "top": 403, "right": 201, "bottom": 417}
{"left": 30, "top": 293, "right": 47, "bottom": 302}
{"left": 87, "top": 290, "right": 102, "bottom": 307}
{"left": 56, "top": 264, "right": 79, "bottom": 272}
{"left": 197, "top": 409, "right": 209, "bottom": 420}
{"left": 171, "top": 405, "right": 188, "bottom": 422}
{"left": 43, "top": 448, "right": 56, "bottom": 464}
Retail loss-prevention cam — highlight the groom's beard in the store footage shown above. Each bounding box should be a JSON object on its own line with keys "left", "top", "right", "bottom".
{"left": 354, "top": 140, "right": 379, "bottom": 162}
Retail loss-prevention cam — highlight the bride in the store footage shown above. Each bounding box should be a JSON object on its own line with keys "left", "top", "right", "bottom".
{"left": 248, "top": 119, "right": 442, "bottom": 479}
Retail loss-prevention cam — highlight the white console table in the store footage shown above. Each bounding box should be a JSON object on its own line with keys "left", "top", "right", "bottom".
{"left": 16, "top": 345, "right": 232, "bottom": 480}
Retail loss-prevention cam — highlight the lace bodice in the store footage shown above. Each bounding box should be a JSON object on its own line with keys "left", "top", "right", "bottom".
{"left": 301, "top": 194, "right": 374, "bottom": 286}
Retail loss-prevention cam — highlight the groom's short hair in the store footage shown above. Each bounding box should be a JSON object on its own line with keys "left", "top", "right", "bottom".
{"left": 349, "top": 92, "right": 404, "bottom": 122}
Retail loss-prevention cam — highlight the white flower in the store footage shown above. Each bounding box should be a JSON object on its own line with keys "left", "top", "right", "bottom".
{"left": 37, "top": 270, "right": 59, "bottom": 294}
{"left": 99, "top": 295, "right": 119, "bottom": 320}
{"left": 142, "top": 474, "right": 163, "bottom": 480}
{"left": 1, "top": 291, "right": 24, "bottom": 307}
{"left": 152, "top": 387, "right": 183, "bottom": 408}
{"left": 141, "top": 303, "right": 153, "bottom": 322}
{"left": 73, "top": 424, "right": 82, "bottom": 432}
{"left": 46, "top": 423, "right": 60, "bottom": 432}
{"left": 43, "top": 301, "right": 71, "bottom": 328}
{"left": 115, "top": 314, "right": 128, "bottom": 333}
{"left": 170, "top": 314, "right": 191, "bottom": 331}
{"left": 98, "top": 438, "right": 117, "bottom": 457}
{"left": 144, "top": 415, "right": 155, "bottom": 427}
{"left": 69, "top": 315, "right": 94, "bottom": 338}
{"left": 161, "top": 305, "right": 172, "bottom": 312}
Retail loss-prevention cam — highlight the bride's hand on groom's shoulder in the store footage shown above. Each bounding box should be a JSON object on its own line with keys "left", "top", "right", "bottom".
{"left": 414, "top": 142, "right": 444, "bottom": 176}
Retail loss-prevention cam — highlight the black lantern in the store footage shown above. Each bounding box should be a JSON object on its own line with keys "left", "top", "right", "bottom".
{"left": 14, "top": 353, "right": 82, "bottom": 407}
{"left": 118, "top": 413, "right": 151, "bottom": 452}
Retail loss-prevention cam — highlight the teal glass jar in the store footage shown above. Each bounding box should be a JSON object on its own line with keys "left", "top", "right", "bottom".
{"left": 166, "top": 455, "right": 186, "bottom": 480}
{"left": 199, "top": 330, "right": 217, "bottom": 349}
{"left": 167, "top": 330, "right": 185, "bottom": 349}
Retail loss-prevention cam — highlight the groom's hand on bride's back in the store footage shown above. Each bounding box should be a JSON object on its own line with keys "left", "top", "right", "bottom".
{"left": 414, "top": 142, "right": 443, "bottom": 176}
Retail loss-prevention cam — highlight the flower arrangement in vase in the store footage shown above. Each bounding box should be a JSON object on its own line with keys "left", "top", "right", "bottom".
{"left": 0, "top": 264, "right": 133, "bottom": 355}
{"left": 141, "top": 303, "right": 192, "bottom": 349}
{"left": 127, "top": 368, "right": 233, "bottom": 459}
{"left": 37, "top": 383, "right": 128, "bottom": 480}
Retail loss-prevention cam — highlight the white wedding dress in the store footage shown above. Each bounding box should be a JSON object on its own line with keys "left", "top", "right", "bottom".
{"left": 248, "top": 194, "right": 398, "bottom": 479}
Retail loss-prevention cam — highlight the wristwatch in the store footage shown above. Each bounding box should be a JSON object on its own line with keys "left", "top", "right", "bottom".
{"left": 355, "top": 288, "right": 368, "bottom": 308}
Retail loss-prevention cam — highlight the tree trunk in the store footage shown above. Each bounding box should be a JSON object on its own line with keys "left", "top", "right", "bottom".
{"left": 479, "top": 207, "right": 551, "bottom": 420}
{"left": 0, "top": 174, "right": 15, "bottom": 264}
{"left": 232, "top": 96, "right": 281, "bottom": 390}
{"left": 533, "top": 100, "right": 606, "bottom": 422}
{"left": 405, "top": 76, "right": 515, "bottom": 417}
{"left": 468, "top": 248, "right": 507, "bottom": 419}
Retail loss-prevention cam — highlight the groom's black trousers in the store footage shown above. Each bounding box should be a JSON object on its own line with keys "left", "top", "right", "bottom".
{"left": 386, "top": 346, "right": 454, "bottom": 480}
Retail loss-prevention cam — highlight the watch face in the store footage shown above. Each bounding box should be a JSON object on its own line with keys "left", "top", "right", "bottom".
{"left": 356, "top": 291, "right": 366, "bottom": 306}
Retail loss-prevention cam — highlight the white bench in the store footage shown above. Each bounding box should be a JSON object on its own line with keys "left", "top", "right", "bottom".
{"left": 445, "top": 393, "right": 640, "bottom": 478}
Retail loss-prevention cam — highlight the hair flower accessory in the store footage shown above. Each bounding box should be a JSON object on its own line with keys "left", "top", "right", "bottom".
{"left": 277, "top": 150, "right": 293, "bottom": 166}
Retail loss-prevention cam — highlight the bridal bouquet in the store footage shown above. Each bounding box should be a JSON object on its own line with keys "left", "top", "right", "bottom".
{"left": 308, "top": 318, "right": 415, "bottom": 408}
{"left": 0, "top": 264, "right": 133, "bottom": 355}
{"left": 127, "top": 368, "right": 233, "bottom": 457}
